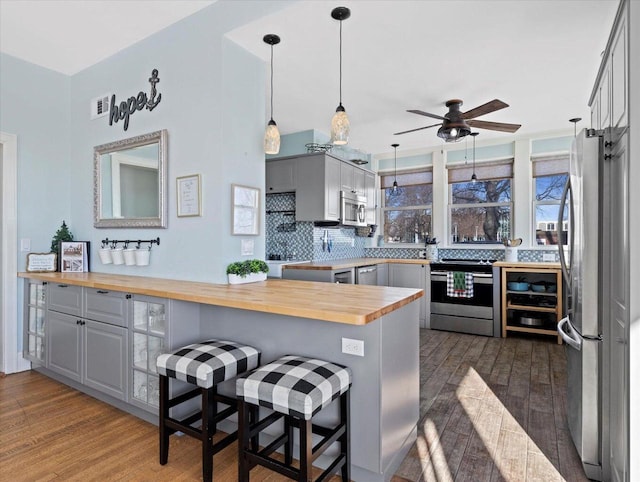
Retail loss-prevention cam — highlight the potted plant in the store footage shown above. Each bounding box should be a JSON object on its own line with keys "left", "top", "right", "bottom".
{"left": 226, "top": 259, "right": 269, "bottom": 284}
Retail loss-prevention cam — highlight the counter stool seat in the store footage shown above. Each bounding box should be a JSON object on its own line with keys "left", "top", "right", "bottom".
{"left": 156, "top": 340, "right": 261, "bottom": 482}
{"left": 236, "top": 355, "right": 352, "bottom": 481}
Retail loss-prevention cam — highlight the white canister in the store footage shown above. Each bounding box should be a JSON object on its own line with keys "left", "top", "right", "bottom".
{"left": 425, "top": 244, "right": 438, "bottom": 261}
{"left": 111, "top": 247, "right": 125, "bottom": 265}
{"left": 505, "top": 247, "right": 519, "bottom": 262}
{"left": 98, "top": 248, "right": 113, "bottom": 264}
{"left": 135, "top": 248, "right": 151, "bottom": 266}
{"left": 123, "top": 248, "right": 137, "bottom": 266}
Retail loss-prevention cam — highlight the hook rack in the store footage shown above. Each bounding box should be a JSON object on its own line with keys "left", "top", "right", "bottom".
{"left": 101, "top": 237, "right": 160, "bottom": 249}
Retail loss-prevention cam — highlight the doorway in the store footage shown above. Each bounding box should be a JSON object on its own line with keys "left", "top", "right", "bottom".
{"left": 1, "top": 131, "right": 22, "bottom": 374}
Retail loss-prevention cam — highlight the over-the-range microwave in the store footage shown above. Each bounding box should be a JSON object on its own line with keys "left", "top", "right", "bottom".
{"left": 340, "top": 191, "right": 367, "bottom": 227}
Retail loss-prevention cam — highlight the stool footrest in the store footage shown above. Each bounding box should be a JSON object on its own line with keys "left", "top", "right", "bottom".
{"left": 245, "top": 451, "right": 299, "bottom": 480}
{"left": 258, "top": 432, "right": 288, "bottom": 459}
{"left": 317, "top": 454, "right": 347, "bottom": 482}
{"left": 310, "top": 424, "right": 346, "bottom": 464}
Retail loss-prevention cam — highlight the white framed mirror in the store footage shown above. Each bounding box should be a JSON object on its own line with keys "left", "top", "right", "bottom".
{"left": 94, "top": 129, "right": 168, "bottom": 228}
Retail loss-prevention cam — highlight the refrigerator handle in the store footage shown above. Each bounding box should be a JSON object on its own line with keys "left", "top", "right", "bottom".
{"left": 557, "top": 178, "right": 572, "bottom": 287}
{"left": 558, "top": 316, "right": 582, "bottom": 351}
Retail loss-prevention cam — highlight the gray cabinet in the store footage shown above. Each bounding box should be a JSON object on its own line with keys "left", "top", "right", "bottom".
{"left": 266, "top": 158, "right": 297, "bottom": 193}
{"left": 296, "top": 153, "right": 341, "bottom": 222}
{"left": 23, "top": 279, "right": 46, "bottom": 365}
{"left": 340, "top": 162, "right": 365, "bottom": 196}
{"left": 376, "top": 263, "right": 388, "bottom": 286}
{"left": 47, "top": 311, "right": 82, "bottom": 381}
{"left": 389, "top": 263, "right": 427, "bottom": 325}
{"left": 365, "top": 170, "right": 377, "bottom": 225}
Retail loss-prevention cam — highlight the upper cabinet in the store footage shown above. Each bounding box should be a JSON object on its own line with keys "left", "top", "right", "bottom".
{"left": 340, "top": 162, "right": 366, "bottom": 196}
{"left": 365, "top": 171, "right": 377, "bottom": 225}
{"left": 266, "top": 158, "right": 297, "bottom": 193}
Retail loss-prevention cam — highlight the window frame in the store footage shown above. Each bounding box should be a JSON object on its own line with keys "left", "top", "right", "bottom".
{"left": 447, "top": 159, "right": 514, "bottom": 245}
{"left": 380, "top": 168, "right": 433, "bottom": 246}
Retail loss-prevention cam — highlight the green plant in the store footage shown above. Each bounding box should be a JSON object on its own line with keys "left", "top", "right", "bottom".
{"left": 226, "top": 259, "right": 269, "bottom": 278}
{"left": 50, "top": 220, "right": 74, "bottom": 268}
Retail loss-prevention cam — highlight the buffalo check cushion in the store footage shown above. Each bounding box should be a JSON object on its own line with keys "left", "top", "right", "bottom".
{"left": 156, "top": 340, "right": 261, "bottom": 389}
{"left": 236, "top": 355, "right": 352, "bottom": 420}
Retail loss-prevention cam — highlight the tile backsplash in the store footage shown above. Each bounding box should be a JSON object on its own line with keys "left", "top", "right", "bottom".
{"left": 364, "top": 247, "right": 560, "bottom": 262}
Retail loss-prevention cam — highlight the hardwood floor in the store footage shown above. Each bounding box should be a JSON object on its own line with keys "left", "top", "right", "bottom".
{"left": 393, "top": 329, "right": 589, "bottom": 482}
{"left": 0, "top": 329, "right": 588, "bottom": 481}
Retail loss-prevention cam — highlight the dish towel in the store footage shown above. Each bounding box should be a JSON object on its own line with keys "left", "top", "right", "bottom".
{"left": 447, "top": 271, "right": 474, "bottom": 298}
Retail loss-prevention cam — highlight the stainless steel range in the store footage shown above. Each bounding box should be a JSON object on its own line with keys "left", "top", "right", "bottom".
{"left": 429, "top": 259, "right": 500, "bottom": 336}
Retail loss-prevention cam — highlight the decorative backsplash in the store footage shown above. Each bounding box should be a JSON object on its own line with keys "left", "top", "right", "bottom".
{"left": 364, "top": 247, "right": 560, "bottom": 262}
{"left": 266, "top": 192, "right": 367, "bottom": 261}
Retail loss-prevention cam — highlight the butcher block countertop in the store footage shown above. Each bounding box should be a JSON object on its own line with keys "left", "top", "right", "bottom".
{"left": 493, "top": 261, "right": 561, "bottom": 269}
{"left": 283, "top": 257, "right": 430, "bottom": 271}
{"left": 18, "top": 272, "right": 422, "bottom": 326}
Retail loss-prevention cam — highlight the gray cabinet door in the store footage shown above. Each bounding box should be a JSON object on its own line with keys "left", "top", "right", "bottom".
{"left": 48, "top": 283, "right": 82, "bottom": 316}
{"left": 376, "top": 263, "right": 388, "bottom": 286}
{"left": 47, "top": 311, "right": 82, "bottom": 382}
{"left": 340, "top": 162, "right": 355, "bottom": 193}
{"left": 325, "top": 156, "right": 341, "bottom": 220}
{"left": 84, "top": 288, "right": 129, "bottom": 327}
{"left": 389, "top": 263, "right": 427, "bottom": 324}
{"left": 266, "top": 158, "right": 297, "bottom": 193}
{"left": 84, "top": 320, "right": 128, "bottom": 401}
{"left": 365, "top": 171, "right": 377, "bottom": 225}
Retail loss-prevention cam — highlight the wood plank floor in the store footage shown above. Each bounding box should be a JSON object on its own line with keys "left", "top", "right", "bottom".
{"left": 0, "top": 329, "right": 588, "bottom": 481}
{"left": 393, "top": 329, "right": 589, "bottom": 482}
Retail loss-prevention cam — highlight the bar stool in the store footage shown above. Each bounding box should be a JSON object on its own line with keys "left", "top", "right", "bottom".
{"left": 156, "top": 339, "right": 261, "bottom": 481}
{"left": 236, "top": 355, "right": 352, "bottom": 482}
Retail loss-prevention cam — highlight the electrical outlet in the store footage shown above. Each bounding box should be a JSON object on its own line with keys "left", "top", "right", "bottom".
{"left": 542, "top": 253, "right": 556, "bottom": 262}
{"left": 342, "top": 337, "right": 364, "bottom": 357}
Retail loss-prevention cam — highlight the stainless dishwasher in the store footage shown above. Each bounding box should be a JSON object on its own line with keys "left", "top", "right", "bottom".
{"left": 356, "top": 265, "right": 378, "bottom": 285}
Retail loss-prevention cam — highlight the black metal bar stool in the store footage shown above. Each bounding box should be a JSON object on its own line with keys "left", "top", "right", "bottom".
{"left": 236, "top": 355, "right": 352, "bottom": 482}
{"left": 156, "top": 339, "right": 261, "bottom": 481}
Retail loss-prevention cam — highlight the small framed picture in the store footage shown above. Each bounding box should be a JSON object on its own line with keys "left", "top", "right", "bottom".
{"left": 177, "top": 174, "right": 202, "bottom": 217}
{"left": 26, "top": 253, "right": 57, "bottom": 272}
{"left": 60, "top": 241, "right": 90, "bottom": 272}
{"left": 231, "top": 184, "right": 260, "bottom": 236}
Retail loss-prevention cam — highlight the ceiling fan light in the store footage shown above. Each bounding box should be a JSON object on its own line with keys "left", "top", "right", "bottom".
{"left": 331, "top": 105, "right": 350, "bottom": 145}
{"left": 437, "top": 124, "right": 471, "bottom": 142}
{"left": 264, "top": 119, "right": 281, "bottom": 155}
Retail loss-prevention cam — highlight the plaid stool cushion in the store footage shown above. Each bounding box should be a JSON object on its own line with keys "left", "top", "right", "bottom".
{"left": 236, "top": 355, "right": 352, "bottom": 420}
{"left": 157, "top": 340, "right": 261, "bottom": 389}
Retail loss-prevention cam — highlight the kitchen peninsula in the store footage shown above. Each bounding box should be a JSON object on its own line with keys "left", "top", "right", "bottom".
{"left": 18, "top": 272, "right": 422, "bottom": 481}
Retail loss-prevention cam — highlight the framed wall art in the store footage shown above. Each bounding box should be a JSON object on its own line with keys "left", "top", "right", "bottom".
{"left": 176, "top": 174, "right": 202, "bottom": 217}
{"left": 231, "top": 184, "right": 260, "bottom": 235}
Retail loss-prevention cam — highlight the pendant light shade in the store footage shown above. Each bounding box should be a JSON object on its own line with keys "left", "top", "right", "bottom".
{"left": 263, "top": 34, "right": 281, "bottom": 155}
{"left": 391, "top": 143, "right": 400, "bottom": 195}
{"left": 330, "top": 7, "right": 351, "bottom": 145}
{"left": 470, "top": 132, "right": 478, "bottom": 183}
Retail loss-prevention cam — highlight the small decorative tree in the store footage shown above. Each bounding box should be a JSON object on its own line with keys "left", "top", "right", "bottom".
{"left": 50, "top": 221, "right": 74, "bottom": 269}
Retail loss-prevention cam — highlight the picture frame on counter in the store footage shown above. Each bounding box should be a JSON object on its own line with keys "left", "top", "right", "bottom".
{"left": 60, "top": 241, "right": 90, "bottom": 272}
{"left": 26, "top": 253, "right": 57, "bottom": 272}
{"left": 231, "top": 184, "right": 260, "bottom": 236}
{"left": 176, "top": 174, "right": 201, "bottom": 217}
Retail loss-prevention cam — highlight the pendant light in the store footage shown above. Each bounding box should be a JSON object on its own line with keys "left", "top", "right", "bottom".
{"left": 391, "top": 143, "right": 400, "bottom": 195}
{"left": 263, "top": 34, "right": 281, "bottom": 155}
{"left": 470, "top": 132, "right": 479, "bottom": 183}
{"left": 569, "top": 117, "right": 581, "bottom": 137}
{"left": 330, "top": 7, "right": 351, "bottom": 145}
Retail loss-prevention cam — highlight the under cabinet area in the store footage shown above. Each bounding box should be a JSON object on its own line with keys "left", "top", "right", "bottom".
{"left": 501, "top": 266, "right": 563, "bottom": 343}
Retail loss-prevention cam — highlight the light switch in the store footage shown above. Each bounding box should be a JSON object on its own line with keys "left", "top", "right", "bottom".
{"left": 20, "top": 238, "right": 31, "bottom": 252}
{"left": 241, "top": 239, "right": 254, "bottom": 256}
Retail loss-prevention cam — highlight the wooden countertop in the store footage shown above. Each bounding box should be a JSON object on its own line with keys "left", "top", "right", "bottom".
{"left": 494, "top": 261, "right": 561, "bottom": 269}
{"left": 283, "top": 257, "right": 430, "bottom": 271}
{"left": 18, "top": 272, "right": 423, "bottom": 326}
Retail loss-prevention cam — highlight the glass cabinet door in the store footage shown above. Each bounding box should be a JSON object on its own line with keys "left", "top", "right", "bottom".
{"left": 131, "top": 297, "right": 166, "bottom": 410}
{"left": 24, "top": 281, "right": 46, "bottom": 364}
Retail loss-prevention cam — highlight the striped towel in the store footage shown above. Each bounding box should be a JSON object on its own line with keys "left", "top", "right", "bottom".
{"left": 446, "top": 272, "right": 474, "bottom": 298}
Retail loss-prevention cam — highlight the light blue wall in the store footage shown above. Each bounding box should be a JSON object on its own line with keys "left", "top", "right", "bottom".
{"left": 0, "top": 54, "right": 71, "bottom": 261}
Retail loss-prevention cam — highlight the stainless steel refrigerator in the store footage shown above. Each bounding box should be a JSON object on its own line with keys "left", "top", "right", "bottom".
{"left": 557, "top": 128, "right": 604, "bottom": 481}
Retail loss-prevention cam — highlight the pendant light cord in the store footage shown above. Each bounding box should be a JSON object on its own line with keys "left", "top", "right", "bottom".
{"left": 339, "top": 19, "right": 343, "bottom": 105}
{"left": 472, "top": 134, "right": 476, "bottom": 176}
{"left": 270, "top": 43, "right": 274, "bottom": 120}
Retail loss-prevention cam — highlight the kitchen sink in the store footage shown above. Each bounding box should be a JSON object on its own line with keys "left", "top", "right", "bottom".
{"left": 266, "top": 260, "right": 309, "bottom": 278}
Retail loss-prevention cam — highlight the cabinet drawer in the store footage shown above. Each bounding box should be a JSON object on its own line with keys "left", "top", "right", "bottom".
{"left": 84, "top": 288, "right": 129, "bottom": 327}
{"left": 48, "top": 283, "right": 82, "bottom": 316}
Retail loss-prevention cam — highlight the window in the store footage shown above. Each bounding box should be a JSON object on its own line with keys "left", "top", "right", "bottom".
{"left": 448, "top": 160, "right": 513, "bottom": 243}
{"left": 380, "top": 169, "right": 432, "bottom": 244}
{"left": 532, "top": 155, "right": 569, "bottom": 245}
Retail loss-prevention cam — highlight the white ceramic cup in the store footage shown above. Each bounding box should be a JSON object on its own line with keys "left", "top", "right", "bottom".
{"left": 505, "top": 247, "right": 518, "bottom": 262}
{"left": 124, "top": 248, "right": 137, "bottom": 266}
{"left": 135, "top": 249, "right": 150, "bottom": 266}
{"left": 98, "top": 248, "right": 113, "bottom": 264}
{"left": 111, "top": 247, "right": 125, "bottom": 265}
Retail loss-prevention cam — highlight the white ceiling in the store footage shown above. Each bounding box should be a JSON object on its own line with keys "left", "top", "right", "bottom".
{"left": 0, "top": 0, "right": 619, "bottom": 155}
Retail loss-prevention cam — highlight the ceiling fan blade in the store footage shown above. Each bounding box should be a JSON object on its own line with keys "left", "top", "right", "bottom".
{"left": 467, "top": 119, "right": 521, "bottom": 133}
{"left": 462, "top": 99, "right": 509, "bottom": 120}
{"left": 407, "top": 109, "right": 447, "bottom": 121}
{"left": 394, "top": 123, "right": 442, "bottom": 135}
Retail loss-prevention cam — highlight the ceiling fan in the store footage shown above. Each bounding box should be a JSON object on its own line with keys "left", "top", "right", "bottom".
{"left": 394, "top": 98, "right": 521, "bottom": 142}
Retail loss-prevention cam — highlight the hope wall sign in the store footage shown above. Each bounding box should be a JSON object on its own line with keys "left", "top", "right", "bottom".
{"left": 109, "top": 69, "right": 162, "bottom": 131}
